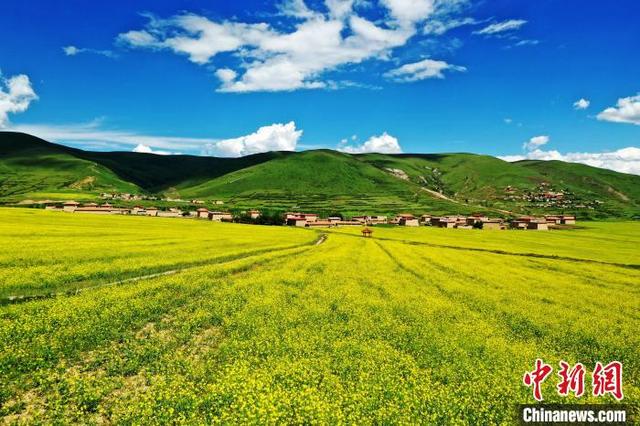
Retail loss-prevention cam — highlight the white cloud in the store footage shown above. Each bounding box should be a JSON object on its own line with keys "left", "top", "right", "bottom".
{"left": 384, "top": 58, "right": 466, "bottom": 82}
{"left": 474, "top": 19, "right": 526, "bottom": 35}
{"left": 215, "top": 68, "right": 238, "bottom": 84}
{"left": 339, "top": 132, "right": 402, "bottom": 154}
{"left": 62, "top": 45, "right": 116, "bottom": 58}
{"left": 423, "top": 17, "right": 477, "bottom": 35}
{"left": 523, "top": 135, "right": 549, "bottom": 151}
{"left": 500, "top": 147, "right": 640, "bottom": 175}
{"left": 9, "top": 120, "right": 215, "bottom": 152}
{"left": 63, "top": 46, "right": 81, "bottom": 56}
{"left": 203, "top": 121, "right": 302, "bottom": 157}
{"left": 573, "top": 98, "right": 590, "bottom": 110}
{"left": 132, "top": 144, "right": 176, "bottom": 155}
{"left": 597, "top": 94, "right": 640, "bottom": 125}
{"left": 381, "top": 0, "right": 435, "bottom": 27}
{"left": 325, "top": 0, "right": 356, "bottom": 19}
{"left": 0, "top": 72, "right": 38, "bottom": 128}
{"left": 508, "top": 39, "right": 539, "bottom": 48}
{"left": 278, "top": 0, "right": 317, "bottom": 19}
{"left": 118, "top": 30, "right": 159, "bottom": 48}
{"left": 9, "top": 120, "right": 303, "bottom": 158}
{"left": 9, "top": 120, "right": 306, "bottom": 158}
{"left": 504, "top": 118, "right": 513, "bottom": 124}
{"left": 116, "top": 0, "right": 452, "bottom": 92}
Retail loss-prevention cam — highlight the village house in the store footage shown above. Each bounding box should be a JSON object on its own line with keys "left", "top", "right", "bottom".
{"left": 157, "top": 208, "right": 183, "bottom": 218}
{"left": 466, "top": 214, "right": 488, "bottom": 224}
{"left": 209, "top": 211, "right": 233, "bottom": 222}
{"left": 196, "top": 208, "right": 210, "bottom": 219}
{"left": 248, "top": 210, "right": 261, "bottom": 220}
{"left": 560, "top": 215, "right": 576, "bottom": 225}
{"left": 368, "top": 215, "right": 388, "bottom": 225}
{"left": 286, "top": 216, "right": 308, "bottom": 227}
{"left": 132, "top": 206, "right": 147, "bottom": 216}
{"left": 63, "top": 201, "right": 80, "bottom": 212}
{"left": 328, "top": 216, "right": 343, "bottom": 223}
{"left": 510, "top": 217, "right": 549, "bottom": 230}
{"left": 285, "top": 213, "right": 318, "bottom": 223}
{"left": 481, "top": 219, "right": 504, "bottom": 230}
{"left": 527, "top": 221, "right": 549, "bottom": 230}
{"left": 351, "top": 215, "right": 387, "bottom": 225}
{"left": 396, "top": 214, "right": 419, "bottom": 227}
{"left": 420, "top": 214, "right": 432, "bottom": 224}
{"left": 436, "top": 217, "right": 458, "bottom": 228}
{"left": 302, "top": 213, "right": 318, "bottom": 222}
{"left": 544, "top": 215, "right": 562, "bottom": 225}
{"left": 71, "top": 203, "right": 129, "bottom": 215}
{"left": 466, "top": 215, "right": 504, "bottom": 230}
{"left": 145, "top": 207, "right": 159, "bottom": 217}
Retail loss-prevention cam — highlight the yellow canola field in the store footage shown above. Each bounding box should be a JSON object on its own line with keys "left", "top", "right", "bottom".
{"left": 0, "top": 208, "right": 638, "bottom": 424}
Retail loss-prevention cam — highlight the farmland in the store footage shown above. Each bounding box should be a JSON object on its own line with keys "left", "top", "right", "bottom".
{"left": 1, "top": 208, "right": 639, "bottom": 423}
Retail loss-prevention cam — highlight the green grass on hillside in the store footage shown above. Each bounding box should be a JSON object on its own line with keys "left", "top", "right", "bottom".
{"left": 0, "top": 133, "right": 139, "bottom": 200}
{"left": 357, "top": 152, "right": 541, "bottom": 199}
{"left": 175, "top": 150, "right": 475, "bottom": 215}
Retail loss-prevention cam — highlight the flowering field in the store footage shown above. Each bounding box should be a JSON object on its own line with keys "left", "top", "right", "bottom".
{"left": 0, "top": 208, "right": 638, "bottom": 423}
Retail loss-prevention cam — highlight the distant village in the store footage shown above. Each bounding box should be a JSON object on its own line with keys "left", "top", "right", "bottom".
{"left": 41, "top": 200, "right": 577, "bottom": 231}
{"left": 503, "top": 183, "right": 603, "bottom": 210}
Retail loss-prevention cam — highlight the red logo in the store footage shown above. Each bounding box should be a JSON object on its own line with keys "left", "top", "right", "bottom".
{"left": 592, "top": 361, "right": 624, "bottom": 400}
{"left": 523, "top": 360, "right": 623, "bottom": 401}
{"left": 557, "top": 361, "right": 585, "bottom": 397}
{"left": 523, "top": 358, "right": 554, "bottom": 401}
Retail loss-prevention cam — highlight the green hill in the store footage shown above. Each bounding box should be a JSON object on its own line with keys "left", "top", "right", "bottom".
{"left": 0, "top": 132, "right": 140, "bottom": 200}
{"left": 1, "top": 131, "right": 638, "bottom": 218}
{"left": 175, "top": 150, "right": 469, "bottom": 215}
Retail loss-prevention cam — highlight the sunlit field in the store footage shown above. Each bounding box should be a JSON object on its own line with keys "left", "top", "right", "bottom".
{"left": 1, "top": 208, "right": 638, "bottom": 423}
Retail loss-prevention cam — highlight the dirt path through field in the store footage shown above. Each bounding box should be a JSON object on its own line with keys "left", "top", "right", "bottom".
{"left": 1, "top": 240, "right": 321, "bottom": 306}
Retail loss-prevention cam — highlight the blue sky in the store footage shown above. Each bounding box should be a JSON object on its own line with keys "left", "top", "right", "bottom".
{"left": 1, "top": 0, "right": 639, "bottom": 173}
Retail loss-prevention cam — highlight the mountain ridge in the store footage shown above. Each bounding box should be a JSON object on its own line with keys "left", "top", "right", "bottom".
{"left": 1, "top": 131, "right": 638, "bottom": 218}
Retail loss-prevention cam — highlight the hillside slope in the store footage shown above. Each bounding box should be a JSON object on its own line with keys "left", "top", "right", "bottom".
{"left": 0, "top": 132, "right": 140, "bottom": 200}
{"left": 176, "top": 150, "right": 469, "bottom": 214}
{"left": 356, "top": 153, "right": 541, "bottom": 198}
{"left": 355, "top": 153, "right": 640, "bottom": 217}
{"left": 517, "top": 159, "right": 640, "bottom": 217}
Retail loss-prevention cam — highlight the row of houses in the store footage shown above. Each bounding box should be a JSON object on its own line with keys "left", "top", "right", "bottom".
{"left": 284, "top": 213, "right": 363, "bottom": 228}
{"left": 50, "top": 202, "right": 576, "bottom": 231}
{"left": 283, "top": 212, "right": 577, "bottom": 231}
{"left": 101, "top": 193, "right": 226, "bottom": 206}
{"left": 194, "top": 208, "right": 241, "bottom": 222}
{"left": 52, "top": 202, "right": 187, "bottom": 217}
{"left": 510, "top": 215, "right": 576, "bottom": 230}
{"left": 51, "top": 202, "right": 259, "bottom": 223}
